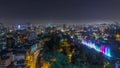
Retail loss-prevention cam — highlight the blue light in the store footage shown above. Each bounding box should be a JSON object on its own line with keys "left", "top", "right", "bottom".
{"left": 95, "top": 45, "right": 100, "bottom": 52}
{"left": 88, "top": 42, "right": 96, "bottom": 49}
{"left": 116, "top": 65, "right": 118, "bottom": 68}
{"left": 107, "top": 48, "right": 111, "bottom": 57}
{"left": 92, "top": 43, "right": 96, "bottom": 49}
{"left": 18, "top": 25, "right": 21, "bottom": 29}
{"left": 82, "top": 40, "right": 112, "bottom": 57}
{"left": 89, "top": 42, "right": 92, "bottom": 48}
{"left": 71, "top": 35, "right": 74, "bottom": 39}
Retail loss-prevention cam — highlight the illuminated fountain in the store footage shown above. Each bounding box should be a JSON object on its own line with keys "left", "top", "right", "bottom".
{"left": 81, "top": 40, "right": 111, "bottom": 57}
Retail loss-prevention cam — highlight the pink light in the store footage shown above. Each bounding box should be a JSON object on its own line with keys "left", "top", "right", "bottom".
{"left": 103, "top": 46, "right": 105, "bottom": 54}
{"left": 82, "top": 40, "right": 84, "bottom": 44}
{"left": 100, "top": 46, "right": 103, "bottom": 53}
{"left": 81, "top": 40, "right": 111, "bottom": 57}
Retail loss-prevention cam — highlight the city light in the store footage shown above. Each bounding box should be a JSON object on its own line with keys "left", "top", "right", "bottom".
{"left": 82, "top": 40, "right": 112, "bottom": 57}
{"left": 61, "top": 28, "right": 64, "bottom": 32}
{"left": 18, "top": 25, "right": 21, "bottom": 29}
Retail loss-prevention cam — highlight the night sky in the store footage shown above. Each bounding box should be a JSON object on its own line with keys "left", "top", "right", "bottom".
{"left": 0, "top": 0, "right": 120, "bottom": 24}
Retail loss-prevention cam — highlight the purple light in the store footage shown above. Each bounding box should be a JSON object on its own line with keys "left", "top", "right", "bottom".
{"left": 105, "top": 47, "right": 108, "bottom": 55}
{"left": 101, "top": 46, "right": 105, "bottom": 54}
{"left": 100, "top": 46, "right": 103, "bottom": 53}
{"left": 81, "top": 40, "right": 111, "bottom": 57}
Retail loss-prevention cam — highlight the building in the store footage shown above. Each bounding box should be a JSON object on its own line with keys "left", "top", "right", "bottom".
{"left": 0, "top": 51, "right": 13, "bottom": 68}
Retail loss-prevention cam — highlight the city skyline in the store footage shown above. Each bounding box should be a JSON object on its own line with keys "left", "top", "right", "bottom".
{"left": 0, "top": 0, "right": 120, "bottom": 68}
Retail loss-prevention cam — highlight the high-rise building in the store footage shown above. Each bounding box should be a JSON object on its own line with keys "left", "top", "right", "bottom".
{"left": 6, "top": 37, "right": 16, "bottom": 48}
